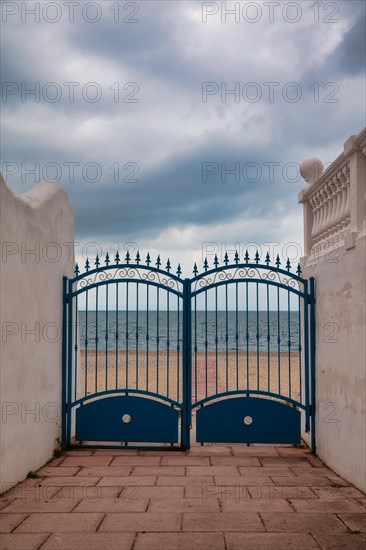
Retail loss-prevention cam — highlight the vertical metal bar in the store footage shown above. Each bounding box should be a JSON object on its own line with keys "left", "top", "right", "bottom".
{"left": 194, "top": 295, "right": 197, "bottom": 402}
{"left": 105, "top": 284, "right": 109, "bottom": 390}
{"left": 303, "top": 280, "right": 310, "bottom": 432}
{"left": 267, "top": 285, "right": 270, "bottom": 392}
{"left": 215, "top": 287, "right": 218, "bottom": 395}
{"left": 85, "top": 290, "right": 88, "bottom": 397}
{"left": 246, "top": 281, "right": 249, "bottom": 390}
{"left": 182, "top": 279, "right": 191, "bottom": 449}
{"left": 256, "top": 282, "right": 259, "bottom": 390}
{"left": 156, "top": 286, "right": 160, "bottom": 394}
{"left": 115, "top": 283, "right": 119, "bottom": 388}
{"left": 310, "top": 277, "right": 316, "bottom": 453}
{"left": 298, "top": 295, "right": 302, "bottom": 403}
{"left": 61, "top": 276, "right": 68, "bottom": 446}
{"left": 95, "top": 287, "right": 99, "bottom": 393}
{"left": 205, "top": 290, "right": 208, "bottom": 398}
{"left": 225, "top": 284, "right": 229, "bottom": 392}
{"left": 177, "top": 294, "right": 180, "bottom": 403}
{"left": 126, "top": 282, "right": 129, "bottom": 389}
{"left": 74, "top": 294, "right": 78, "bottom": 402}
{"left": 146, "top": 286, "right": 149, "bottom": 391}
{"left": 167, "top": 291, "right": 170, "bottom": 397}
{"left": 277, "top": 286, "right": 281, "bottom": 394}
{"left": 288, "top": 290, "right": 291, "bottom": 398}
{"left": 235, "top": 282, "right": 238, "bottom": 391}
{"left": 136, "top": 283, "right": 139, "bottom": 389}
{"left": 67, "top": 279, "right": 73, "bottom": 444}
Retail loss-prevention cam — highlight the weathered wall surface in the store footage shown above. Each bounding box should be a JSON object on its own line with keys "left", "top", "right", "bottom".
{"left": 299, "top": 129, "right": 366, "bottom": 492}
{"left": 0, "top": 175, "right": 74, "bottom": 491}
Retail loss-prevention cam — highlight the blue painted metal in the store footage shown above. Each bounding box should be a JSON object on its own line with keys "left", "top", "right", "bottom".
{"left": 310, "top": 276, "right": 316, "bottom": 453}
{"left": 62, "top": 250, "right": 315, "bottom": 450}
{"left": 76, "top": 395, "right": 178, "bottom": 443}
{"left": 196, "top": 397, "right": 301, "bottom": 444}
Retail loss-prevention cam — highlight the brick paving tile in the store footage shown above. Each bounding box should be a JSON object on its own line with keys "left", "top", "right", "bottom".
{"left": 239, "top": 466, "right": 295, "bottom": 476}
{"left": 220, "top": 498, "right": 294, "bottom": 512}
{"left": 120, "top": 486, "right": 184, "bottom": 500}
{"left": 214, "top": 475, "right": 275, "bottom": 486}
{"left": 188, "top": 446, "right": 232, "bottom": 456}
{"left": 0, "top": 498, "right": 15, "bottom": 511}
{"left": 0, "top": 533, "right": 49, "bottom": 550}
{"left": 62, "top": 456, "right": 113, "bottom": 467}
{"left": 307, "top": 455, "right": 325, "bottom": 467}
{"left": 160, "top": 456, "right": 210, "bottom": 466}
{"left": 73, "top": 497, "right": 148, "bottom": 512}
{"left": 15, "top": 512, "right": 104, "bottom": 533}
{"left": 0, "top": 497, "right": 80, "bottom": 513}
{"left": 38, "top": 477, "right": 101, "bottom": 487}
{"left": 37, "top": 467, "right": 80, "bottom": 477}
{"left": 271, "top": 475, "right": 342, "bottom": 486}
{"left": 76, "top": 466, "right": 133, "bottom": 477}
{"left": 248, "top": 485, "right": 316, "bottom": 499}
{"left": 138, "top": 450, "right": 183, "bottom": 456}
{"left": 182, "top": 511, "right": 264, "bottom": 532}
{"left": 0, "top": 513, "right": 28, "bottom": 533}
{"left": 230, "top": 445, "right": 280, "bottom": 457}
{"left": 64, "top": 450, "right": 94, "bottom": 456}
{"left": 290, "top": 498, "right": 366, "bottom": 513}
{"left": 225, "top": 532, "right": 319, "bottom": 549}
{"left": 77, "top": 467, "right": 133, "bottom": 477}
{"left": 210, "top": 456, "right": 260, "bottom": 466}
{"left": 260, "top": 457, "right": 314, "bottom": 467}
{"left": 313, "top": 533, "right": 366, "bottom": 550}
{"left": 1, "top": 482, "right": 60, "bottom": 500}
{"left": 338, "top": 513, "right": 366, "bottom": 532}
{"left": 186, "top": 466, "right": 240, "bottom": 477}
{"left": 156, "top": 476, "right": 214, "bottom": 487}
{"left": 326, "top": 476, "right": 351, "bottom": 487}
{"left": 91, "top": 449, "right": 139, "bottom": 455}
{"left": 46, "top": 457, "right": 66, "bottom": 467}
{"left": 148, "top": 497, "right": 220, "bottom": 512}
{"left": 275, "top": 447, "right": 311, "bottom": 457}
{"left": 134, "top": 532, "right": 226, "bottom": 550}
{"left": 291, "top": 467, "right": 334, "bottom": 476}
{"left": 131, "top": 466, "right": 185, "bottom": 476}
{"left": 97, "top": 476, "right": 156, "bottom": 487}
{"left": 110, "top": 456, "right": 161, "bottom": 466}
{"left": 99, "top": 512, "right": 181, "bottom": 532}
{"left": 40, "top": 533, "right": 135, "bottom": 550}
{"left": 55, "top": 485, "right": 122, "bottom": 499}
{"left": 261, "top": 512, "right": 347, "bottom": 532}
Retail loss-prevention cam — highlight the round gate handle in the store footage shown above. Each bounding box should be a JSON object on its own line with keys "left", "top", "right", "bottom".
{"left": 122, "top": 414, "right": 131, "bottom": 424}
{"left": 243, "top": 416, "right": 253, "bottom": 425}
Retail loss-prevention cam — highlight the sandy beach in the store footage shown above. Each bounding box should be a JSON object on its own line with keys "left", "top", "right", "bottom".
{"left": 78, "top": 350, "right": 301, "bottom": 404}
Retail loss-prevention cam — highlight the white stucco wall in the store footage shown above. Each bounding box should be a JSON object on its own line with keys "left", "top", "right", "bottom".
{"left": 299, "top": 129, "right": 366, "bottom": 492}
{"left": 0, "top": 174, "right": 74, "bottom": 492}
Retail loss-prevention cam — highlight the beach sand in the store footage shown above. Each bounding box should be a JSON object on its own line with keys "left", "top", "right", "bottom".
{"left": 78, "top": 350, "right": 301, "bottom": 404}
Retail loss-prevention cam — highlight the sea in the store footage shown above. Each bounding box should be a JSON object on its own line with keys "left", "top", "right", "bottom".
{"left": 78, "top": 311, "right": 300, "bottom": 352}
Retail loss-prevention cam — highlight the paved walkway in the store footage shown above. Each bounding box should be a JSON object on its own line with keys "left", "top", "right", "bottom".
{"left": 1, "top": 445, "right": 365, "bottom": 549}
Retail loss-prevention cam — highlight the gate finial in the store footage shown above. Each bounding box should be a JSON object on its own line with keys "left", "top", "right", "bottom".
{"left": 234, "top": 251, "right": 239, "bottom": 264}
{"left": 146, "top": 252, "right": 151, "bottom": 266}
{"left": 275, "top": 254, "right": 281, "bottom": 268}
{"left": 255, "top": 250, "right": 260, "bottom": 264}
{"left": 193, "top": 262, "right": 198, "bottom": 276}
{"left": 166, "top": 258, "right": 171, "bottom": 272}
{"left": 224, "top": 252, "right": 229, "bottom": 266}
{"left": 203, "top": 258, "right": 209, "bottom": 272}
{"left": 85, "top": 258, "right": 90, "bottom": 271}
{"left": 136, "top": 250, "right": 141, "bottom": 264}
{"left": 114, "top": 251, "right": 120, "bottom": 265}
{"left": 95, "top": 255, "right": 100, "bottom": 268}
{"left": 105, "top": 252, "right": 110, "bottom": 266}
{"left": 265, "top": 252, "right": 270, "bottom": 265}
{"left": 244, "top": 249, "right": 249, "bottom": 264}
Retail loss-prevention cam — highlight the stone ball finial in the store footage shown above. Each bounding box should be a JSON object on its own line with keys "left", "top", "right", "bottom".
{"left": 300, "top": 158, "right": 324, "bottom": 185}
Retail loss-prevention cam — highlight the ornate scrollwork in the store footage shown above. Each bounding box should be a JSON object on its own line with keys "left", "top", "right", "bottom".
{"left": 76, "top": 266, "right": 182, "bottom": 293}
{"left": 193, "top": 266, "right": 299, "bottom": 292}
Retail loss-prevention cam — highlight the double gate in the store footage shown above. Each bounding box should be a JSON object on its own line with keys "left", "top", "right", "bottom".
{"left": 62, "top": 250, "right": 315, "bottom": 451}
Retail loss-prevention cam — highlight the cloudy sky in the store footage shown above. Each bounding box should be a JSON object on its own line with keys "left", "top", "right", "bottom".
{"left": 1, "top": 0, "right": 365, "bottom": 274}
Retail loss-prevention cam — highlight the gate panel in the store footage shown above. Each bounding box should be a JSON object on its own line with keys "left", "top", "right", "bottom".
{"left": 190, "top": 252, "right": 314, "bottom": 448}
{"left": 63, "top": 252, "right": 186, "bottom": 449}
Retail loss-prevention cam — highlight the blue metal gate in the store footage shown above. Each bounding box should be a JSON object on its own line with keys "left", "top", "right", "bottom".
{"left": 62, "top": 250, "right": 315, "bottom": 451}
